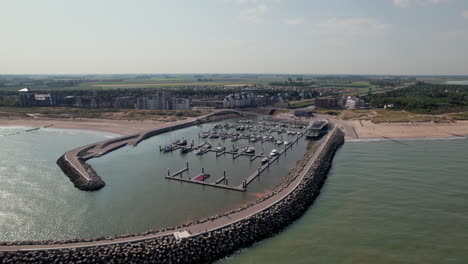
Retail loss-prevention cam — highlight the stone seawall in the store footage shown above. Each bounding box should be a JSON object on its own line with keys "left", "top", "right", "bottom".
{"left": 1, "top": 128, "right": 344, "bottom": 263}
{"left": 56, "top": 155, "right": 105, "bottom": 191}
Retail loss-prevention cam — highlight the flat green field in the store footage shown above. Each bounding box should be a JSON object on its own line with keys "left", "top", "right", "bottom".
{"left": 73, "top": 76, "right": 288, "bottom": 89}
{"left": 288, "top": 99, "right": 315, "bottom": 109}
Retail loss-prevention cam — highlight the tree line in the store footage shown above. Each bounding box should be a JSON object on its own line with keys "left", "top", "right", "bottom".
{"left": 363, "top": 82, "right": 468, "bottom": 114}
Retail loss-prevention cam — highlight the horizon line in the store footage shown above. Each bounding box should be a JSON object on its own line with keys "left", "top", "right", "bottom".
{"left": 1, "top": 73, "right": 468, "bottom": 77}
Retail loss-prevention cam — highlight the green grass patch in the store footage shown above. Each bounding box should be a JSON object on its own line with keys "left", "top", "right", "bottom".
{"left": 288, "top": 99, "right": 315, "bottom": 109}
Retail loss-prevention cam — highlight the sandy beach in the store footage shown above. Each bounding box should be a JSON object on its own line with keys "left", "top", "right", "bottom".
{"left": 273, "top": 111, "right": 468, "bottom": 140}
{"left": 349, "top": 120, "right": 468, "bottom": 139}
{"left": 0, "top": 117, "right": 199, "bottom": 136}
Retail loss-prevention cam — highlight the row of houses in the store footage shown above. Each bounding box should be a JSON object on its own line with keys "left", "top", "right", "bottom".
{"left": 314, "top": 96, "right": 365, "bottom": 109}
{"left": 18, "top": 89, "right": 190, "bottom": 110}
{"left": 223, "top": 93, "right": 256, "bottom": 108}
{"left": 135, "top": 92, "right": 190, "bottom": 110}
{"left": 18, "top": 88, "right": 288, "bottom": 111}
{"left": 18, "top": 88, "right": 58, "bottom": 107}
{"left": 222, "top": 92, "right": 283, "bottom": 109}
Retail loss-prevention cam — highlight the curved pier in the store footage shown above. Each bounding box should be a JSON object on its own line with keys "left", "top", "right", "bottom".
{"left": 0, "top": 126, "right": 344, "bottom": 263}
{"left": 55, "top": 110, "right": 244, "bottom": 191}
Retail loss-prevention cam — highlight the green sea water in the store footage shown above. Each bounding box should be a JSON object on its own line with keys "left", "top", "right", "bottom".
{"left": 220, "top": 138, "right": 468, "bottom": 264}
{"left": 0, "top": 117, "right": 308, "bottom": 241}
{"left": 1, "top": 125, "right": 467, "bottom": 263}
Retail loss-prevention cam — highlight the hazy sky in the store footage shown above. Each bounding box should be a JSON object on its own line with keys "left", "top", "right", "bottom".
{"left": 1, "top": 0, "right": 468, "bottom": 75}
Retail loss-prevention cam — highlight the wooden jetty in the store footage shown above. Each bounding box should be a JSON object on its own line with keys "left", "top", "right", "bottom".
{"left": 164, "top": 131, "right": 306, "bottom": 192}
{"left": 165, "top": 175, "right": 244, "bottom": 192}
{"left": 241, "top": 131, "right": 305, "bottom": 188}
{"left": 250, "top": 153, "right": 264, "bottom": 161}
{"left": 169, "top": 167, "right": 188, "bottom": 177}
{"left": 215, "top": 176, "right": 226, "bottom": 184}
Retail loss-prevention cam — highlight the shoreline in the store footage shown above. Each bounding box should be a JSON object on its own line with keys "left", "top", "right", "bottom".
{"left": 348, "top": 119, "right": 468, "bottom": 140}
{"left": 0, "top": 117, "right": 201, "bottom": 136}
{"left": 346, "top": 136, "right": 467, "bottom": 142}
{"left": 0, "top": 125, "right": 123, "bottom": 137}
{"left": 1, "top": 116, "right": 468, "bottom": 140}
{"left": 270, "top": 111, "right": 468, "bottom": 140}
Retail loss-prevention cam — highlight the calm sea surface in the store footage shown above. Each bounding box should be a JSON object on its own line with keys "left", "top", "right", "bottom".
{"left": 2, "top": 125, "right": 467, "bottom": 263}
{"left": 220, "top": 138, "right": 468, "bottom": 264}
{"left": 0, "top": 117, "right": 308, "bottom": 241}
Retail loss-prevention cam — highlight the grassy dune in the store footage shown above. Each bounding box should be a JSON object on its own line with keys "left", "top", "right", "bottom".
{"left": 0, "top": 107, "right": 208, "bottom": 121}
{"left": 334, "top": 109, "right": 468, "bottom": 123}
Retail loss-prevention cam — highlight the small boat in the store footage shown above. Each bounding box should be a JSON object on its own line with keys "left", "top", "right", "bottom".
{"left": 276, "top": 140, "right": 283, "bottom": 145}
{"left": 162, "top": 145, "right": 173, "bottom": 152}
{"left": 245, "top": 147, "right": 255, "bottom": 154}
{"left": 175, "top": 139, "right": 187, "bottom": 146}
{"left": 209, "top": 134, "right": 219, "bottom": 139}
{"left": 194, "top": 173, "right": 210, "bottom": 181}
{"left": 284, "top": 141, "right": 290, "bottom": 145}
{"left": 203, "top": 143, "right": 212, "bottom": 149}
{"left": 270, "top": 149, "right": 279, "bottom": 156}
{"left": 195, "top": 149, "right": 204, "bottom": 155}
{"left": 215, "top": 146, "right": 225, "bottom": 152}
{"left": 230, "top": 147, "right": 239, "bottom": 152}
{"left": 180, "top": 146, "right": 192, "bottom": 153}
{"left": 261, "top": 157, "right": 269, "bottom": 164}
{"left": 249, "top": 137, "right": 257, "bottom": 143}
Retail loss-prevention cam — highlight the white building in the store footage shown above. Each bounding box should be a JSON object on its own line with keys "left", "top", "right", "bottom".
{"left": 136, "top": 91, "right": 190, "bottom": 110}
{"left": 168, "top": 98, "right": 190, "bottom": 110}
{"left": 136, "top": 92, "right": 166, "bottom": 109}
{"left": 344, "top": 96, "right": 365, "bottom": 109}
{"left": 223, "top": 93, "right": 255, "bottom": 108}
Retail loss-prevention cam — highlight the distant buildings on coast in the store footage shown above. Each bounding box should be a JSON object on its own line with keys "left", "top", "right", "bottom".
{"left": 17, "top": 86, "right": 365, "bottom": 111}
{"left": 315, "top": 96, "right": 365, "bottom": 110}
{"left": 18, "top": 88, "right": 57, "bottom": 107}
{"left": 222, "top": 92, "right": 271, "bottom": 108}
{"left": 18, "top": 88, "right": 190, "bottom": 110}
{"left": 18, "top": 88, "right": 271, "bottom": 110}
{"left": 135, "top": 92, "right": 190, "bottom": 110}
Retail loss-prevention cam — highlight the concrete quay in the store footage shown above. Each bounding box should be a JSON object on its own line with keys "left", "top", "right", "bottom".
{"left": 0, "top": 126, "right": 344, "bottom": 264}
